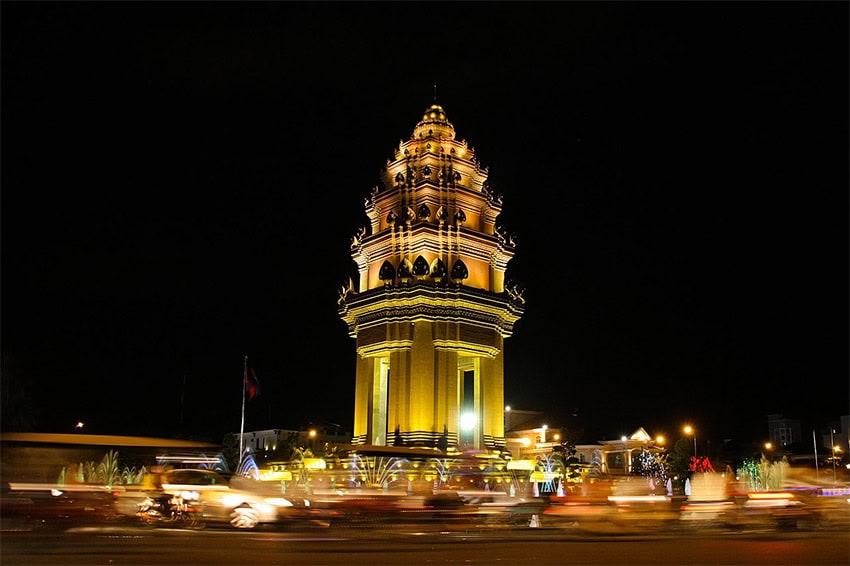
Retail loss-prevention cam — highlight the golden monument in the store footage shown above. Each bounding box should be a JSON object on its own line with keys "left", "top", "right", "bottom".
{"left": 338, "top": 103, "right": 524, "bottom": 451}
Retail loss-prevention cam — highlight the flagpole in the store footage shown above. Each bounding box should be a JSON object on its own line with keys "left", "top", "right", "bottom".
{"left": 812, "top": 429, "right": 819, "bottom": 480}
{"left": 178, "top": 373, "right": 186, "bottom": 435}
{"left": 239, "top": 355, "right": 247, "bottom": 466}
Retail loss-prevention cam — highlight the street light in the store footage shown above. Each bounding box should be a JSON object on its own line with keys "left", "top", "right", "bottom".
{"left": 683, "top": 425, "right": 697, "bottom": 456}
{"left": 830, "top": 428, "right": 837, "bottom": 484}
{"left": 764, "top": 442, "right": 773, "bottom": 461}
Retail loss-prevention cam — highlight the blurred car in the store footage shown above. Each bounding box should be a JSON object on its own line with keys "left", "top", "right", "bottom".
{"left": 116, "top": 469, "right": 303, "bottom": 529}
{"left": 544, "top": 493, "right": 615, "bottom": 526}
{"left": 1, "top": 482, "right": 124, "bottom": 528}
{"left": 679, "top": 490, "right": 814, "bottom": 532}
{"left": 453, "top": 490, "right": 547, "bottom": 525}
{"left": 733, "top": 490, "right": 812, "bottom": 531}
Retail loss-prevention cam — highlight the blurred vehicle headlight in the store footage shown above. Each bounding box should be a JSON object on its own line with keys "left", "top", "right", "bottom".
{"left": 222, "top": 494, "right": 244, "bottom": 508}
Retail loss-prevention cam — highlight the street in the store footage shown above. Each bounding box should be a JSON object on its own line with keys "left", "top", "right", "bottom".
{"left": 2, "top": 522, "right": 848, "bottom": 565}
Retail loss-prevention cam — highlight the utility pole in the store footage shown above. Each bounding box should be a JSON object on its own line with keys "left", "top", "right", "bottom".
{"left": 239, "top": 355, "right": 247, "bottom": 466}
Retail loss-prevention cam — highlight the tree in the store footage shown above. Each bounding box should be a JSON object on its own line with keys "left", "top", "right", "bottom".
{"left": 551, "top": 440, "right": 583, "bottom": 486}
{"left": 667, "top": 438, "right": 693, "bottom": 482}
{"left": 552, "top": 439, "right": 577, "bottom": 464}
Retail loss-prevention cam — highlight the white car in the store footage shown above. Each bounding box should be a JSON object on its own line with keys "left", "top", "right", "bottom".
{"left": 119, "top": 469, "right": 300, "bottom": 529}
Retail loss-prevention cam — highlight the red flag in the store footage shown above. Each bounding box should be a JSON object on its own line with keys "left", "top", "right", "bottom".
{"left": 244, "top": 367, "right": 260, "bottom": 400}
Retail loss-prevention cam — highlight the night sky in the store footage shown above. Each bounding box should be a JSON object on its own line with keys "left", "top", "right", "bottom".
{"left": 2, "top": 2, "right": 847, "bottom": 447}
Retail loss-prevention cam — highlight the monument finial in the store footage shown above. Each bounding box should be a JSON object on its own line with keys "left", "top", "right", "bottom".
{"left": 433, "top": 84, "right": 438, "bottom": 103}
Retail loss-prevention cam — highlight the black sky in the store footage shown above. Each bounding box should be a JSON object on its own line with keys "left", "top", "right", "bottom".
{"left": 2, "top": 2, "right": 847, "bottom": 446}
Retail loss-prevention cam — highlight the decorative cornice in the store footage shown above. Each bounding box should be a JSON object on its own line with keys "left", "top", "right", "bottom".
{"left": 352, "top": 224, "right": 514, "bottom": 269}
{"left": 339, "top": 282, "right": 524, "bottom": 338}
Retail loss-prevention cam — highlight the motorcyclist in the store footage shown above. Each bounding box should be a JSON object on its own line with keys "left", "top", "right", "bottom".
{"left": 140, "top": 467, "right": 172, "bottom": 518}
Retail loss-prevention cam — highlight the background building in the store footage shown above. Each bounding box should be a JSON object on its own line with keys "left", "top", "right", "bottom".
{"left": 767, "top": 413, "right": 802, "bottom": 447}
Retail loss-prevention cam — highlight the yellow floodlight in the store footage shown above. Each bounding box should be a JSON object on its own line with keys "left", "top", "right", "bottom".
{"left": 303, "top": 458, "right": 327, "bottom": 470}
{"left": 530, "top": 471, "right": 557, "bottom": 482}
{"left": 260, "top": 470, "right": 293, "bottom": 481}
{"left": 506, "top": 459, "right": 535, "bottom": 471}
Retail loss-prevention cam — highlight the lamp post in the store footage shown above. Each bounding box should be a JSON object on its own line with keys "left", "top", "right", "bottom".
{"left": 830, "top": 428, "right": 837, "bottom": 484}
{"left": 684, "top": 425, "right": 697, "bottom": 456}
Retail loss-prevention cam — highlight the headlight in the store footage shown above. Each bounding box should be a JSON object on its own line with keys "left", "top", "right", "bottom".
{"left": 222, "top": 494, "right": 243, "bottom": 507}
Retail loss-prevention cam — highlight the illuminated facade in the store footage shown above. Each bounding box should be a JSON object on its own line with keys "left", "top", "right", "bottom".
{"left": 338, "top": 104, "right": 524, "bottom": 451}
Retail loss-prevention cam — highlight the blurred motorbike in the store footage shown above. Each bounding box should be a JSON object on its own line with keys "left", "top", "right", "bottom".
{"left": 137, "top": 491, "right": 205, "bottom": 529}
